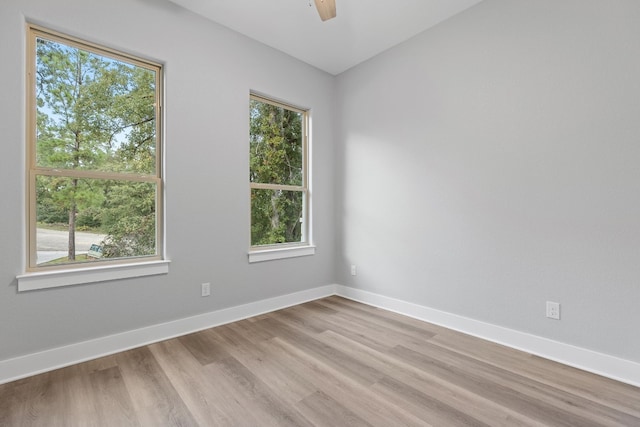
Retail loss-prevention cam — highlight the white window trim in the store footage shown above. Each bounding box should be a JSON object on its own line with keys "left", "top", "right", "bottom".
{"left": 249, "top": 93, "right": 313, "bottom": 256}
{"left": 17, "top": 260, "right": 170, "bottom": 291}
{"left": 248, "top": 245, "right": 316, "bottom": 263}
{"left": 23, "top": 24, "right": 166, "bottom": 283}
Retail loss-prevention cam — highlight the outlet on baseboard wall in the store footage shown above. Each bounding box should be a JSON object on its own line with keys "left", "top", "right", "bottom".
{"left": 546, "top": 301, "right": 560, "bottom": 320}
{"left": 201, "top": 283, "right": 211, "bottom": 297}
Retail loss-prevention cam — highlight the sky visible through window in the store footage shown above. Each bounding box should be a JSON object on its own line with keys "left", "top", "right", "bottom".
{"left": 32, "top": 31, "right": 159, "bottom": 267}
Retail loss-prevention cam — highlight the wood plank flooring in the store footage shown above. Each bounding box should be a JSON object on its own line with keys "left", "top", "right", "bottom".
{"left": 1, "top": 296, "right": 639, "bottom": 426}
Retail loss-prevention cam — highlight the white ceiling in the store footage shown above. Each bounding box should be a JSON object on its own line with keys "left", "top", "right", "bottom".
{"left": 167, "top": 0, "right": 484, "bottom": 75}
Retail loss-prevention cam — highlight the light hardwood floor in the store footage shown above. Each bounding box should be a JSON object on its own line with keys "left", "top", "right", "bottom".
{"left": 1, "top": 296, "right": 639, "bottom": 426}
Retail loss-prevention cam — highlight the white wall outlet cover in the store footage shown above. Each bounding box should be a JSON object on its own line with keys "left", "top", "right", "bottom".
{"left": 546, "top": 301, "right": 560, "bottom": 320}
{"left": 201, "top": 283, "right": 211, "bottom": 297}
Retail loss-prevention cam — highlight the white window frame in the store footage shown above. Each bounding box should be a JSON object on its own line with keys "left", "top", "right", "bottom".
{"left": 248, "top": 94, "right": 314, "bottom": 263}
{"left": 18, "top": 24, "right": 168, "bottom": 291}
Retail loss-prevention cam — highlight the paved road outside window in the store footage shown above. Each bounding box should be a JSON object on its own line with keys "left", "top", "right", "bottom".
{"left": 37, "top": 228, "right": 106, "bottom": 264}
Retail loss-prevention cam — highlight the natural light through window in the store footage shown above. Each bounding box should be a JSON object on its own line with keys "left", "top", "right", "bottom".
{"left": 248, "top": 94, "right": 313, "bottom": 262}
{"left": 26, "top": 25, "right": 163, "bottom": 272}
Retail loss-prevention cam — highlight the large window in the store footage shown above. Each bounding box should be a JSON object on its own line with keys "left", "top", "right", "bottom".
{"left": 26, "top": 25, "right": 163, "bottom": 273}
{"left": 249, "top": 94, "right": 312, "bottom": 260}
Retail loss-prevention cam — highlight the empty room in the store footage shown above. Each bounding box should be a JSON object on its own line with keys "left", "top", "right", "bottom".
{"left": 1, "top": 0, "right": 639, "bottom": 425}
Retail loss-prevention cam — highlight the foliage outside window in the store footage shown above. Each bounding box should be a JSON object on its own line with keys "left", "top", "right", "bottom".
{"left": 27, "top": 25, "right": 163, "bottom": 270}
{"left": 249, "top": 95, "right": 309, "bottom": 248}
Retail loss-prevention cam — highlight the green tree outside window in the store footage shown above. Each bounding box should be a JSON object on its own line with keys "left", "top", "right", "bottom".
{"left": 29, "top": 26, "right": 162, "bottom": 268}
{"left": 249, "top": 96, "right": 309, "bottom": 247}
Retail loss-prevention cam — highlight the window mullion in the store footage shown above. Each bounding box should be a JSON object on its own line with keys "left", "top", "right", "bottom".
{"left": 34, "top": 168, "right": 159, "bottom": 183}
{"left": 250, "top": 182, "right": 305, "bottom": 192}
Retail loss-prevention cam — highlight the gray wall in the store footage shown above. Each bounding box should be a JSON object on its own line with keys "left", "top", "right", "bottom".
{"left": 2, "top": 0, "right": 639, "bottom": 367}
{"left": 0, "top": 0, "right": 336, "bottom": 360}
{"left": 335, "top": 0, "right": 640, "bottom": 362}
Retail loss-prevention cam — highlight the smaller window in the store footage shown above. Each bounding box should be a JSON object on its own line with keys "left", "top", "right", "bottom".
{"left": 249, "top": 94, "right": 311, "bottom": 257}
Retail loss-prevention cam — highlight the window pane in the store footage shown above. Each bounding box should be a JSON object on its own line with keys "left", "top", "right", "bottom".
{"left": 35, "top": 37, "right": 157, "bottom": 175}
{"left": 249, "top": 99, "right": 303, "bottom": 186}
{"left": 251, "top": 189, "right": 304, "bottom": 246}
{"left": 36, "top": 175, "right": 157, "bottom": 266}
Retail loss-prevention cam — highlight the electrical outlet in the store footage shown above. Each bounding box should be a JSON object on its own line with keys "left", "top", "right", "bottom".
{"left": 350, "top": 265, "right": 357, "bottom": 276}
{"left": 546, "top": 301, "right": 560, "bottom": 320}
{"left": 201, "top": 283, "right": 211, "bottom": 297}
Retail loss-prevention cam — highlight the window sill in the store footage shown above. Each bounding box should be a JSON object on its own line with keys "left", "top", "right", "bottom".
{"left": 248, "top": 245, "right": 315, "bottom": 263}
{"left": 16, "top": 260, "right": 171, "bottom": 292}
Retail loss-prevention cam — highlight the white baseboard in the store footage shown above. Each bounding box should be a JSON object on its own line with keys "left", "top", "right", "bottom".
{"left": 3, "top": 283, "right": 639, "bottom": 389}
{"left": 334, "top": 285, "right": 640, "bottom": 388}
{"left": 0, "top": 285, "right": 336, "bottom": 385}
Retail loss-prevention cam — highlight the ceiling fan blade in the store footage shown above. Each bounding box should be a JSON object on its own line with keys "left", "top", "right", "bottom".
{"left": 313, "top": 0, "right": 336, "bottom": 21}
